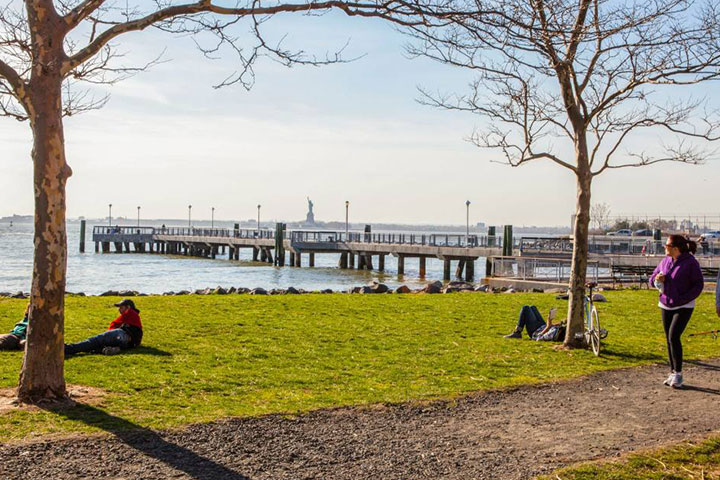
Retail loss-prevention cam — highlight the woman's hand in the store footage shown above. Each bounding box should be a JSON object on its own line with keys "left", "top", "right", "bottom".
{"left": 656, "top": 273, "right": 666, "bottom": 283}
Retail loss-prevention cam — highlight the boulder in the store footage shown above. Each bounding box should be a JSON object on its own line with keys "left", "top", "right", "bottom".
{"left": 195, "top": 288, "right": 212, "bottom": 295}
{"left": 351, "top": 286, "right": 364, "bottom": 294}
{"left": 176, "top": 290, "right": 190, "bottom": 295}
{"left": 592, "top": 293, "right": 608, "bottom": 303}
{"left": 235, "top": 287, "right": 250, "bottom": 294}
{"left": 448, "top": 281, "right": 474, "bottom": 291}
{"left": 423, "top": 281, "right": 443, "bottom": 294}
{"left": 395, "top": 285, "right": 411, "bottom": 294}
{"left": 163, "top": 291, "right": 175, "bottom": 296}
{"left": 474, "top": 285, "right": 490, "bottom": 292}
{"left": 269, "top": 289, "right": 285, "bottom": 295}
{"left": 504, "top": 288, "right": 516, "bottom": 294}
{"left": 0, "top": 292, "right": 11, "bottom": 297}
{"left": 249, "top": 288, "right": 268, "bottom": 295}
{"left": 214, "top": 287, "right": 229, "bottom": 295}
{"left": 99, "top": 290, "right": 120, "bottom": 297}
{"left": 321, "top": 289, "right": 333, "bottom": 294}
{"left": 368, "top": 282, "right": 389, "bottom": 294}
{"left": 286, "top": 286, "right": 300, "bottom": 294}
{"left": 532, "top": 288, "right": 544, "bottom": 293}
{"left": 118, "top": 290, "right": 138, "bottom": 297}
{"left": 228, "top": 287, "right": 237, "bottom": 294}
{"left": 11, "top": 291, "right": 28, "bottom": 299}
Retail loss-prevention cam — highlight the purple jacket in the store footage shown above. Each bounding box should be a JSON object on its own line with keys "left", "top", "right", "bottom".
{"left": 650, "top": 253, "right": 704, "bottom": 308}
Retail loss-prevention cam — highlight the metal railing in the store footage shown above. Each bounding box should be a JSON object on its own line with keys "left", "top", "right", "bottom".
{"left": 489, "top": 256, "right": 602, "bottom": 283}
{"left": 290, "top": 230, "right": 513, "bottom": 248}
{"left": 520, "top": 235, "right": 720, "bottom": 256}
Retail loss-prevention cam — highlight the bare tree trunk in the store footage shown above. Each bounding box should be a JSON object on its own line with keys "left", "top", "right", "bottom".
{"left": 564, "top": 167, "right": 592, "bottom": 348}
{"left": 17, "top": 74, "right": 71, "bottom": 403}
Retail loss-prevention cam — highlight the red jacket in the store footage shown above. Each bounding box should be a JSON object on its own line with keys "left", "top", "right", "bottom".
{"left": 108, "top": 309, "right": 143, "bottom": 331}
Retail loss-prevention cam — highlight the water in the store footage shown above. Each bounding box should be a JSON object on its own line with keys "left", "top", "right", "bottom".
{"left": 0, "top": 221, "right": 486, "bottom": 295}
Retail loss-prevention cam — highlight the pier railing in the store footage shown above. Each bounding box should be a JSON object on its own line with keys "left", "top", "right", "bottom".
{"left": 520, "top": 235, "right": 720, "bottom": 256}
{"left": 290, "top": 230, "right": 511, "bottom": 248}
{"left": 489, "top": 256, "right": 602, "bottom": 283}
{"left": 155, "top": 227, "right": 276, "bottom": 239}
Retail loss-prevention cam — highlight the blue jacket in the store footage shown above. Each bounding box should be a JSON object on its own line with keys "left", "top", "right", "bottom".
{"left": 650, "top": 253, "right": 704, "bottom": 308}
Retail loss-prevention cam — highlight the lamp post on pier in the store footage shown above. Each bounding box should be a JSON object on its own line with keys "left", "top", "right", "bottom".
{"left": 345, "top": 200, "right": 349, "bottom": 239}
{"left": 257, "top": 204, "right": 261, "bottom": 233}
{"left": 466, "top": 200, "right": 471, "bottom": 247}
{"left": 108, "top": 204, "right": 112, "bottom": 227}
{"left": 137, "top": 206, "right": 141, "bottom": 227}
{"left": 188, "top": 205, "right": 192, "bottom": 228}
{"left": 211, "top": 207, "right": 215, "bottom": 229}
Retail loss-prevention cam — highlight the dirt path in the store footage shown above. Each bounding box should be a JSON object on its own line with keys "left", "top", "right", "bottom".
{"left": 2, "top": 360, "right": 720, "bottom": 480}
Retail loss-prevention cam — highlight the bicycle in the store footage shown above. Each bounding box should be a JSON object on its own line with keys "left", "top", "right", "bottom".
{"left": 584, "top": 282, "right": 602, "bottom": 356}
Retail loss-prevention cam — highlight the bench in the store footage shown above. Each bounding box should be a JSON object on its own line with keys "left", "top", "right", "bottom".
{"left": 610, "top": 265, "right": 655, "bottom": 288}
{"left": 611, "top": 265, "right": 719, "bottom": 288}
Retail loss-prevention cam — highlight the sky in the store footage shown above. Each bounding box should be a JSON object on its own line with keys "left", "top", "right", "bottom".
{"left": 1, "top": 9, "right": 719, "bottom": 228}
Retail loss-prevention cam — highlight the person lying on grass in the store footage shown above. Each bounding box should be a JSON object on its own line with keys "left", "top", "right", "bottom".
{"left": 65, "top": 299, "right": 143, "bottom": 356}
{"left": 504, "top": 306, "right": 565, "bottom": 341}
{"left": 0, "top": 304, "right": 29, "bottom": 351}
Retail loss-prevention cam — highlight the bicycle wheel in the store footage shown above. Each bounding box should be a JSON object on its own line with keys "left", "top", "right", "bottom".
{"left": 589, "top": 305, "right": 601, "bottom": 356}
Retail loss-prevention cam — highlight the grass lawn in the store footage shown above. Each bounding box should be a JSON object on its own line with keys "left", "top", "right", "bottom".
{"left": 541, "top": 436, "right": 720, "bottom": 479}
{"left": 0, "top": 289, "right": 718, "bottom": 442}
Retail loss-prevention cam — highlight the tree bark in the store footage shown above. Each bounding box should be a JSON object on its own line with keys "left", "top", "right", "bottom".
{"left": 564, "top": 165, "right": 592, "bottom": 348}
{"left": 17, "top": 73, "right": 71, "bottom": 403}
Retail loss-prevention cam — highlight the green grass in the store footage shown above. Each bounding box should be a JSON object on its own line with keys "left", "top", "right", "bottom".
{"left": 540, "top": 436, "right": 720, "bottom": 479}
{"left": 0, "top": 290, "right": 718, "bottom": 442}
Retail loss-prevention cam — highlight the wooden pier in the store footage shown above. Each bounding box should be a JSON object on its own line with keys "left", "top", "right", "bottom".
{"left": 92, "top": 226, "right": 508, "bottom": 281}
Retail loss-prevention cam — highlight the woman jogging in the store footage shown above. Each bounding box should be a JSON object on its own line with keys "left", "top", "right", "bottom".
{"left": 650, "top": 235, "right": 704, "bottom": 389}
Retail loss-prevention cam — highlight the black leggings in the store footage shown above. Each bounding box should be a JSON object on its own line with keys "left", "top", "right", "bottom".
{"left": 661, "top": 308, "right": 694, "bottom": 373}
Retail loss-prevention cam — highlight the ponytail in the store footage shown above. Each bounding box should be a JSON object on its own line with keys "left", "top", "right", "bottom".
{"left": 668, "top": 234, "right": 697, "bottom": 255}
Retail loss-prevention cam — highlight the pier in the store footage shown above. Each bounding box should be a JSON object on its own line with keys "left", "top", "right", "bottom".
{"left": 91, "top": 226, "right": 720, "bottom": 284}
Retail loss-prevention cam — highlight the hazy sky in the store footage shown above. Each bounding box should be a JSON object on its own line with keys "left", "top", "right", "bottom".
{"left": 1, "top": 11, "right": 719, "bottom": 227}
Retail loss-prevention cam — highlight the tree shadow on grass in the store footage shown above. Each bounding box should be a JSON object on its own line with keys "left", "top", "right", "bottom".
{"left": 46, "top": 403, "right": 250, "bottom": 480}
{"left": 597, "top": 348, "right": 664, "bottom": 362}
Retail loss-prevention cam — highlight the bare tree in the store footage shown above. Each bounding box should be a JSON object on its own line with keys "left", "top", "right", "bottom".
{"left": 590, "top": 202, "right": 611, "bottom": 232}
{"left": 0, "top": 0, "right": 451, "bottom": 403}
{"left": 406, "top": 0, "right": 720, "bottom": 347}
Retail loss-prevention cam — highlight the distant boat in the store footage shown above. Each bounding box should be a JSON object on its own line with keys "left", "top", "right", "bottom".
{"left": 9, "top": 221, "right": 12, "bottom": 227}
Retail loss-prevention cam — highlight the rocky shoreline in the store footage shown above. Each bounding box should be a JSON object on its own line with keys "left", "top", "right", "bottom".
{"left": 0, "top": 280, "right": 574, "bottom": 299}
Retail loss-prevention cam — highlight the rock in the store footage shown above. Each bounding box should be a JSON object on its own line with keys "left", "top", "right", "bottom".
{"left": 99, "top": 290, "right": 120, "bottom": 297}
{"left": 286, "top": 286, "right": 300, "bottom": 294}
{"left": 555, "top": 293, "right": 570, "bottom": 300}
{"left": 442, "top": 286, "right": 460, "bottom": 293}
{"left": 532, "top": 288, "right": 544, "bottom": 293}
{"left": 228, "top": 287, "right": 237, "bottom": 294}
{"left": 546, "top": 288, "right": 567, "bottom": 294}
{"left": 176, "top": 290, "right": 190, "bottom": 295}
{"left": 269, "top": 289, "right": 285, "bottom": 295}
{"left": 0, "top": 292, "right": 11, "bottom": 297}
{"left": 118, "top": 290, "right": 138, "bottom": 297}
{"left": 163, "top": 291, "right": 175, "bottom": 296}
{"left": 592, "top": 293, "right": 608, "bottom": 302}
{"left": 423, "top": 281, "right": 443, "bottom": 294}
{"left": 195, "top": 288, "right": 212, "bottom": 295}
{"left": 11, "top": 291, "right": 28, "bottom": 299}
{"left": 448, "top": 281, "right": 474, "bottom": 290}
{"left": 504, "top": 288, "right": 516, "bottom": 294}
{"left": 395, "top": 285, "right": 411, "bottom": 294}
{"left": 214, "top": 287, "right": 229, "bottom": 295}
{"left": 321, "top": 289, "right": 333, "bottom": 294}
{"left": 235, "top": 287, "right": 250, "bottom": 294}
{"left": 249, "top": 288, "right": 268, "bottom": 295}
{"left": 474, "top": 285, "right": 490, "bottom": 292}
{"left": 351, "top": 286, "right": 364, "bottom": 294}
{"left": 368, "top": 282, "right": 389, "bottom": 294}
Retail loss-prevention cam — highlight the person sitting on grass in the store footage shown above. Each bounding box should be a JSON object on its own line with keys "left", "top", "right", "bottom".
{"left": 0, "top": 304, "right": 29, "bottom": 351}
{"left": 504, "top": 305, "right": 566, "bottom": 342}
{"left": 65, "top": 299, "right": 143, "bottom": 356}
